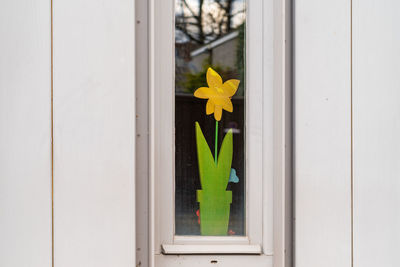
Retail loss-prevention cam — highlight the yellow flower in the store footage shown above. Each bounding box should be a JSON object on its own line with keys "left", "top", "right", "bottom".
{"left": 194, "top": 68, "right": 240, "bottom": 121}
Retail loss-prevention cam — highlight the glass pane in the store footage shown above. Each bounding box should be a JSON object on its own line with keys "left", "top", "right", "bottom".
{"left": 175, "top": 0, "right": 246, "bottom": 236}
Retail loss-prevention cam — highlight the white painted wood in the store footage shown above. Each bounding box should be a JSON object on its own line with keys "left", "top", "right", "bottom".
{"left": 161, "top": 244, "right": 262, "bottom": 255}
{"left": 52, "top": 1, "right": 135, "bottom": 266}
{"left": 0, "top": 1, "right": 52, "bottom": 266}
{"left": 272, "top": 0, "right": 292, "bottom": 265}
{"left": 353, "top": 1, "right": 400, "bottom": 266}
{"left": 149, "top": 0, "right": 175, "bottom": 256}
{"left": 246, "top": 0, "right": 267, "bottom": 249}
{"left": 135, "top": 1, "right": 150, "bottom": 267}
{"left": 155, "top": 254, "right": 273, "bottom": 267}
{"left": 294, "top": 0, "right": 352, "bottom": 266}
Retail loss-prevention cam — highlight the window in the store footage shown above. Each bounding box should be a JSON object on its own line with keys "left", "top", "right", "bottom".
{"left": 149, "top": 0, "right": 291, "bottom": 264}
{"left": 174, "top": 0, "right": 246, "bottom": 237}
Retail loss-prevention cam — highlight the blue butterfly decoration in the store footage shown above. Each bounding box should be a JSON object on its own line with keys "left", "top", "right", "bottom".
{"left": 228, "top": 168, "right": 239, "bottom": 183}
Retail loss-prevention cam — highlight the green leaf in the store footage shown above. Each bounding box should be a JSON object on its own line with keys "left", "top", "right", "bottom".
{"left": 216, "top": 129, "right": 233, "bottom": 190}
{"left": 195, "top": 122, "right": 216, "bottom": 191}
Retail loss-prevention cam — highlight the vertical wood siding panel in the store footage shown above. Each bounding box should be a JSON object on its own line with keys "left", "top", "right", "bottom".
{"left": 135, "top": 0, "right": 149, "bottom": 266}
{"left": 53, "top": 1, "right": 135, "bottom": 266}
{"left": 353, "top": 1, "right": 400, "bottom": 266}
{"left": 295, "top": 0, "right": 352, "bottom": 266}
{"left": 0, "top": 1, "right": 52, "bottom": 266}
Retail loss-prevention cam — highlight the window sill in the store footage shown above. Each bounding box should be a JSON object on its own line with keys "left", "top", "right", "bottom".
{"left": 161, "top": 244, "right": 262, "bottom": 255}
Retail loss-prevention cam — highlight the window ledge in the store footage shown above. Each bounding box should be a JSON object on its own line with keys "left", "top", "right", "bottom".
{"left": 161, "top": 244, "right": 262, "bottom": 255}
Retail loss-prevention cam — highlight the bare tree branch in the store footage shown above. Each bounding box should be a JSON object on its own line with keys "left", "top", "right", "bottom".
{"left": 176, "top": 24, "right": 203, "bottom": 44}
{"left": 229, "top": 9, "right": 245, "bottom": 18}
{"left": 182, "top": 0, "right": 199, "bottom": 22}
{"left": 176, "top": 0, "right": 244, "bottom": 44}
{"left": 214, "top": 0, "right": 225, "bottom": 10}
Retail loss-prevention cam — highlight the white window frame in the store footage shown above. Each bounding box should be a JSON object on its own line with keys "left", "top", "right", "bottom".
{"left": 148, "top": 0, "right": 291, "bottom": 265}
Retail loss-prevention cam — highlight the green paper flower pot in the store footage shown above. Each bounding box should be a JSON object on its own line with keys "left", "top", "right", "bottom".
{"left": 197, "top": 189, "right": 232, "bottom": 236}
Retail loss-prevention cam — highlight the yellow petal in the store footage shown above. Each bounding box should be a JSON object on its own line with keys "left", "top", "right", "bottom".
{"left": 214, "top": 105, "right": 222, "bottom": 121}
{"left": 206, "top": 100, "right": 215, "bottom": 115}
{"left": 207, "top": 68, "right": 223, "bottom": 89}
{"left": 194, "top": 87, "right": 215, "bottom": 99}
{"left": 210, "top": 95, "right": 226, "bottom": 106}
{"left": 222, "top": 79, "right": 240, "bottom": 96}
{"left": 222, "top": 98, "right": 233, "bottom": 112}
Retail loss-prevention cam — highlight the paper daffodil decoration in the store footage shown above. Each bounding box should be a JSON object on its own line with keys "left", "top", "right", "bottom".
{"left": 194, "top": 67, "right": 240, "bottom": 121}
{"left": 192, "top": 67, "right": 240, "bottom": 236}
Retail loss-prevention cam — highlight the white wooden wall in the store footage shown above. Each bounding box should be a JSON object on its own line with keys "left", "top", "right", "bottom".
{"left": 353, "top": 1, "right": 400, "bottom": 266}
{"left": 295, "top": 0, "right": 352, "bottom": 266}
{"left": 0, "top": 1, "right": 135, "bottom": 266}
{"left": 52, "top": 0, "right": 135, "bottom": 266}
{"left": 0, "top": 1, "right": 52, "bottom": 266}
{"left": 296, "top": 0, "right": 400, "bottom": 267}
{"left": 3, "top": 0, "right": 400, "bottom": 267}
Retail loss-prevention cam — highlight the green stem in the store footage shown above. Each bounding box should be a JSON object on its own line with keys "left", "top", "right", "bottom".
{"left": 215, "top": 120, "right": 218, "bottom": 164}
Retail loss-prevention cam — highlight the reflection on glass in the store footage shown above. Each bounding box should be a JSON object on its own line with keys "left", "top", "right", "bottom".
{"left": 175, "top": 0, "right": 246, "bottom": 236}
